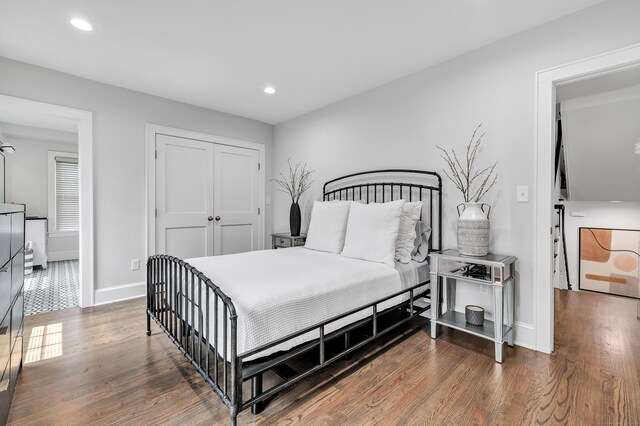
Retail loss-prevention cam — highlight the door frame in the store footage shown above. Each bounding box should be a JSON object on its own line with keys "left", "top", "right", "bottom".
{"left": 0, "top": 94, "right": 94, "bottom": 307}
{"left": 146, "top": 123, "right": 266, "bottom": 258}
{"left": 534, "top": 42, "right": 640, "bottom": 353}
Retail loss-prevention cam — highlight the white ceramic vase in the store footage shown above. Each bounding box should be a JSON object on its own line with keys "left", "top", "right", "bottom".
{"left": 457, "top": 202, "right": 491, "bottom": 256}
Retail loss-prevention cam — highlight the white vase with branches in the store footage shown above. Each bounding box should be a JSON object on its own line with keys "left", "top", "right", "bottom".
{"left": 272, "top": 159, "right": 314, "bottom": 236}
{"left": 437, "top": 123, "right": 497, "bottom": 256}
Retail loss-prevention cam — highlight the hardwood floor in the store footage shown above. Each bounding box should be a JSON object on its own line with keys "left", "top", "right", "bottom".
{"left": 7, "top": 289, "right": 640, "bottom": 425}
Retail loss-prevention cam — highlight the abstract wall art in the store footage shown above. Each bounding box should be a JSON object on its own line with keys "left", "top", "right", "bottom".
{"left": 579, "top": 227, "right": 640, "bottom": 298}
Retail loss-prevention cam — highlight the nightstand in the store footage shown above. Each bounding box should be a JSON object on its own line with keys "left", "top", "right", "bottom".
{"left": 429, "top": 249, "right": 517, "bottom": 363}
{"left": 271, "top": 233, "right": 306, "bottom": 249}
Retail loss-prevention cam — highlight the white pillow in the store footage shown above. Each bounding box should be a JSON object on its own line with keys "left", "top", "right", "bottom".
{"left": 304, "top": 201, "right": 352, "bottom": 254}
{"left": 395, "top": 201, "right": 423, "bottom": 263}
{"left": 341, "top": 200, "right": 405, "bottom": 267}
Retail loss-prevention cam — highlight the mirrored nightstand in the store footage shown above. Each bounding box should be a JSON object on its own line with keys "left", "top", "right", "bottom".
{"left": 271, "top": 233, "right": 306, "bottom": 249}
{"left": 429, "top": 249, "right": 517, "bottom": 363}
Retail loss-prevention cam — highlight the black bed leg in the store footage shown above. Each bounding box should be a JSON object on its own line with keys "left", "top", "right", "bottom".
{"left": 251, "top": 374, "right": 265, "bottom": 414}
{"left": 343, "top": 332, "right": 352, "bottom": 361}
{"left": 146, "top": 313, "right": 151, "bottom": 336}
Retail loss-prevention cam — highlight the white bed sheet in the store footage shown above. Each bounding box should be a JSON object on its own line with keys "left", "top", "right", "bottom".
{"left": 184, "top": 247, "right": 429, "bottom": 360}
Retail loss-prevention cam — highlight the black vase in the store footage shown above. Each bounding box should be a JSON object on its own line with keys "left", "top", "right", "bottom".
{"left": 290, "top": 202, "right": 301, "bottom": 236}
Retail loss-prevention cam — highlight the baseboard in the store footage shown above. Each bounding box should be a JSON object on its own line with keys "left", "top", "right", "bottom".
{"left": 513, "top": 321, "right": 535, "bottom": 350}
{"left": 48, "top": 250, "right": 79, "bottom": 262}
{"left": 94, "top": 281, "right": 145, "bottom": 306}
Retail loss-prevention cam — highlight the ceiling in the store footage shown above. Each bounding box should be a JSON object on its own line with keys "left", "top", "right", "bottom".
{"left": 557, "top": 66, "right": 640, "bottom": 102}
{"left": 0, "top": 107, "right": 78, "bottom": 133}
{"left": 0, "top": 122, "right": 77, "bottom": 145}
{"left": 0, "top": 0, "right": 606, "bottom": 124}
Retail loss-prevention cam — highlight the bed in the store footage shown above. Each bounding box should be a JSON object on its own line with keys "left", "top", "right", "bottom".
{"left": 146, "top": 169, "right": 442, "bottom": 425}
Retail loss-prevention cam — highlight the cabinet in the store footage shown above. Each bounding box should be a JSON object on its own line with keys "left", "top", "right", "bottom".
{"left": 0, "top": 204, "right": 25, "bottom": 424}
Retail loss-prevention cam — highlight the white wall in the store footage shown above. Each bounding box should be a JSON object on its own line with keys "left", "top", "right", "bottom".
{"left": 4, "top": 134, "right": 79, "bottom": 260}
{"left": 562, "top": 89, "right": 640, "bottom": 202}
{"left": 563, "top": 201, "right": 640, "bottom": 290}
{"left": 273, "top": 0, "right": 640, "bottom": 349}
{"left": 0, "top": 56, "right": 274, "bottom": 296}
{"left": 4, "top": 136, "right": 77, "bottom": 218}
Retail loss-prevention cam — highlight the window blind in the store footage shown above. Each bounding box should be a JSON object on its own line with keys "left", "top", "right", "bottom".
{"left": 55, "top": 158, "right": 79, "bottom": 231}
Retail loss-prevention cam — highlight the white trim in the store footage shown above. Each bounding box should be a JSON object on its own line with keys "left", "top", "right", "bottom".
{"left": 0, "top": 95, "right": 94, "bottom": 308}
{"left": 513, "top": 321, "right": 535, "bottom": 350}
{"left": 534, "top": 43, "right": 640, "bottom": 354}
{"left": 48, "top": 250, "right": 79, "bottom": 262}
{"left": 94, "top": 281, "right": 145, "bottom": 306}
{"left": 48, "top": 231, "right": 79, "bottom": 238}
{"left": 145, "top": 123, "right": 266, "bottom": 258}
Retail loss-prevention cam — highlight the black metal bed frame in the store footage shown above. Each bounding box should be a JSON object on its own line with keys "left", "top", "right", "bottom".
{"left": 146, "top": 169, "right": 442, "bottom": 425}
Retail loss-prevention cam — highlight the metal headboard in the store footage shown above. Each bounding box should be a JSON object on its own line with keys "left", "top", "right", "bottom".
{"left": 322, "top": 169, "right": 443, "bottom": 252}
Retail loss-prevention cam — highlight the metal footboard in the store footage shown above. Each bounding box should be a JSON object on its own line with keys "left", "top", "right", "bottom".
{"left": 146, "top": 254, "right": 241, "bottom": 424}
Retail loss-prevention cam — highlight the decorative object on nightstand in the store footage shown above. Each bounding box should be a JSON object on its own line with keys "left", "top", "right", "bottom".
{"left": 465, "top": 305, "right": 484, "bottom": 326}
{"left": 437, "top": 123, "right": 497, "bottom": 256}
{"left": 272, "top": 232, "right": 306, "bottom": 249}
{"left": 429, "top": 249, "right": 517, "bottom": 363}
{"left": 272, "top": 159, "right": 314, "bottom": 237}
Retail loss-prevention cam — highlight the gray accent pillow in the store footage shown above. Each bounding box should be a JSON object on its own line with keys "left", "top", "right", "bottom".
{"left": 411, "top": 221, "right": 432, "bottom": 262}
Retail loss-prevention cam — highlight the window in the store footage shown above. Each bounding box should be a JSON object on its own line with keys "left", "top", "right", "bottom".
{"left": 48, "top": 151, "right": 79, "bottom": 235}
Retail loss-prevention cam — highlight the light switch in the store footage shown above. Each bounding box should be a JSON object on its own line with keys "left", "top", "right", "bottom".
{"left": 571, "top": 211, "right": 585, "bottom": 217}
{"left": 266, "top": 196, "right": 271, "bottom": 205}
{"left": 516, "top": 186, "right": 529, "bottom": 203}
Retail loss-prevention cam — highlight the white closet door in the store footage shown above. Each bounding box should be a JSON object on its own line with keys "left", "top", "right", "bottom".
{"left": 156, "top": 134, "right": 214, "bottom": 259}
{"left": 213, "top": 144, "right": 260, "bottom": 255}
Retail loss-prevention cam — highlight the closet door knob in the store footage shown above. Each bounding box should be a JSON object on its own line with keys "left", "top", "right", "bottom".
{"left": 215, "top": 216, "right": 221, "bottom": 221}
{"left": 208, "top": 216, "right": 214, "bottom": 222}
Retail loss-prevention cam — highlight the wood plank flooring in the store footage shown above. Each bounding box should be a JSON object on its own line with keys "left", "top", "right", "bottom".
{"left": 7, "top": 289, "right": 640, "bottom": 425}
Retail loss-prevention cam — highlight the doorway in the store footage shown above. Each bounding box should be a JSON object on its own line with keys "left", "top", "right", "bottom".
{"left": 534, "top": 43, "right": 640, "bottom": 353}
{"left": 147, "top": 124, "right": 265, "bottom": 259}
{"left": 1, "top": 124, "right": 79, "bottom": 314}
{"left": 0, "top": 95, "right": 94, "bottom": 309}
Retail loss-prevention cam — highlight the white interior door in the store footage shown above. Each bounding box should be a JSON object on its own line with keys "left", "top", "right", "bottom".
{"left": 156, "top": 134, "right": 214, "bottom": 259}
{"left": 213, "top": 144, "right": 260, "bottom": 255}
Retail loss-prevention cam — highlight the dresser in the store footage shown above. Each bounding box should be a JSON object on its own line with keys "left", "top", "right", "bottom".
{"left": 0, "top": 204, "right": 25, "bottom": 423}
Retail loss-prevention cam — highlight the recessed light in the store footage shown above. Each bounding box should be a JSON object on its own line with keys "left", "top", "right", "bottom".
{"left": 70, "top": 18, "right": 93, "bottom": 32}
{"left": 611, "top": 201, "right": 622, "bottom": 203}
{"left": 264, "top": 87, "right": 276, "bottom": 95}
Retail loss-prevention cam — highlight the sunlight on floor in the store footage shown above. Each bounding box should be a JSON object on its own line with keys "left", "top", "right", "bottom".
{"left": 24, "top": 323, "right": 63, "bottom": 364}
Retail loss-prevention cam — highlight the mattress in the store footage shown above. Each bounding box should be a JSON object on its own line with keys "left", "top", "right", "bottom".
{"left": 184, "top": 247, "right": 429, "bottom": 361}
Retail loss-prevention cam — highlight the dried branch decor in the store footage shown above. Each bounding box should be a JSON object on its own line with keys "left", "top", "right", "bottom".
{"left": 437, "top": 123, "right": 498, "bottom": 203}
{"left": 272, "top": 158, "right": 315, "bottom": 203}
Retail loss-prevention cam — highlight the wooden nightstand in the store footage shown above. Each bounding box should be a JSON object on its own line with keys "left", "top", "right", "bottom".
{"left": 272, "top": 233, "right": 306, "bottom": 249}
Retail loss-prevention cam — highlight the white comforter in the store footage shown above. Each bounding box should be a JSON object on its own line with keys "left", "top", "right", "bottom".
{"left": 185, "top": 247, "right": 427, "bottom": 360}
